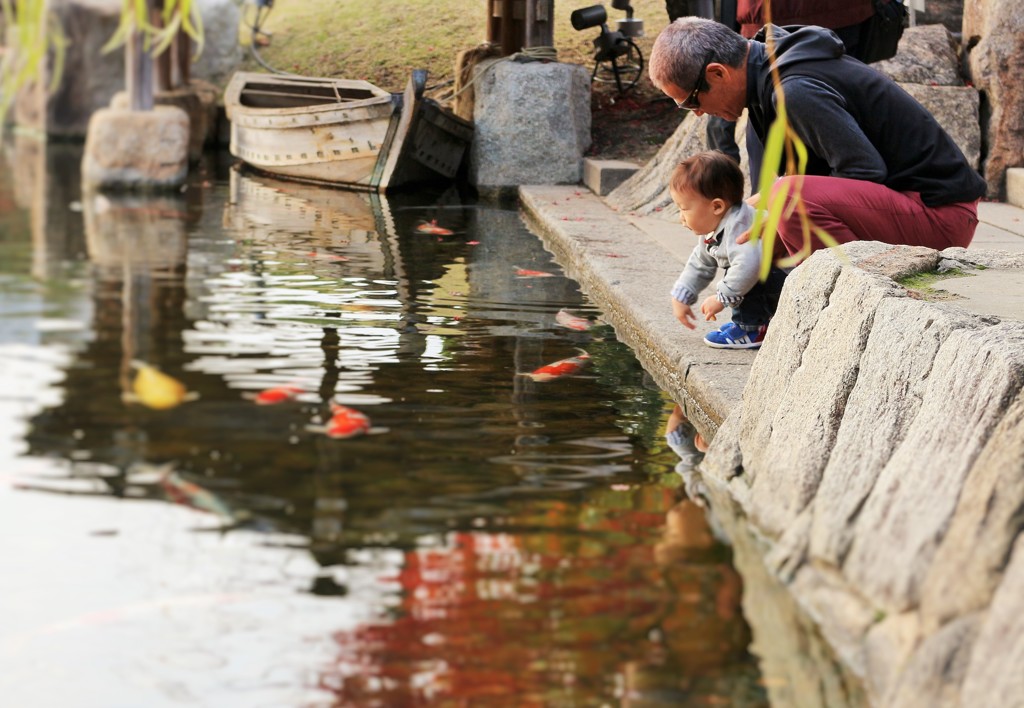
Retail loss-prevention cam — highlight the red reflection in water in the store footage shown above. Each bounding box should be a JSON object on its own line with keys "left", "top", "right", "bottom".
{"left": 317, "top": 490, "right": 754, "bottom": 705}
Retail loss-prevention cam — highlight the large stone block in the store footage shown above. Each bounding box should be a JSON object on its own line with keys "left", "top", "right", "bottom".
{"left": 808, "top": 298, "right": 979, "bottom": 567}
{"left": 873, "top": 24, "right": 964, "bottom": 86}
{"left": 919, "top": 391, "right": 1024, "bottom": 631}
{"left": 738, "top": 248, "right": 904, "bottom": 536}
{"left": 882, "top": 615, "right": 981, "bottom": 708}
{"left": 81, "top": 106, "right": 190, "bottom": 189}
{"left": 191, "top": 0, "right": 243, "bottom": 86}
{"left": 469, "top": 60, "right": 591, "bottom": 189}
{"left": 960, "top": 534, "right": 1024, "bottom": 707}
{"left": 965, "top": 0, "right": 1024, "bottom": 197}
{"left": 843, "top": 321, "right": 1024, "bottom": 612}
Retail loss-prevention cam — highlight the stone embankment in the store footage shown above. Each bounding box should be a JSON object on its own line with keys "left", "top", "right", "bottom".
{"left": 700, "top": 243, "right": 1024, "bottom": 707}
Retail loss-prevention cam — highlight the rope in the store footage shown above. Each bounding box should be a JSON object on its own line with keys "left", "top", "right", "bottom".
{"left": 446, "top": 45, "right": 558, "bottom": 102}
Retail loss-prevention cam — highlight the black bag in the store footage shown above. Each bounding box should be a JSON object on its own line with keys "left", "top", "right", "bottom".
{"left": 857, "top": 0, "right": 909, "bottom": 64}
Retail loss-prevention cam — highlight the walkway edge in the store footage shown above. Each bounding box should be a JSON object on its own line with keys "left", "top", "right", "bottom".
{"left": 519, "top": 184, "right": 754, "bottom": 436}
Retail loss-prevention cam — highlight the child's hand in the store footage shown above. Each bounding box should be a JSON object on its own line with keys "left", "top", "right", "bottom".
{"left": 672, "top": 299, "right": 697, "bottom": 330}
{"left": 701, "top": 296, "right": 725, "bottom": 321}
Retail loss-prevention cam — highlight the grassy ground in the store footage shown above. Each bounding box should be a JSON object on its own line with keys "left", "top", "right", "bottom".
{"left": 247, "top": 0, "right": 669, "bottom": 93}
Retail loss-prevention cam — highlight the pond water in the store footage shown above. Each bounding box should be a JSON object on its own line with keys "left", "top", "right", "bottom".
{"left": 0, "top": 140, "right": 767, "bottom": 707}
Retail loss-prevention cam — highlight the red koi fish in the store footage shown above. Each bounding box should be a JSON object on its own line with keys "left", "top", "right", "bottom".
{"left": 555, "top": 309, "right": 591, "bottom": 331}
{"left": 515, "top": 267, "right": 556, "bottom": 278}
{"left": 416, "top": 220, "right": 454, "bottom": 236}
{"left": 325, "top": 403, "right": 371, "bottom": 439}
{"left": 248, "top": 384, "right": 303, "bottom": 405}
{"left": 526, "top": 350, "right": 590, "bottom": 382}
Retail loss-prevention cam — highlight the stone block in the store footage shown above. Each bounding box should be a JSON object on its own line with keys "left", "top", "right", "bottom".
{"left": 960, "top": 534, "right": 1024, "bottom": 707}
{"left": 873, "top": 24, "right": 964, "bottom": 86}
{"left": 469, "top": 60, "right": 591, "bottom": 189}
{"left": 919, "top": 391, "right": 1024, "bottom": 631}
{"left": 843, "top": 321, "right": 1024, "bottom": 613}
{"left": 882, "top": 615, "right": 981, "bottom": 708}
{"left": 191, "top": 0, "right": 243, "bottom": 86}
{"left": 1007, "top": 168, "right": 1024, "bottom": 209}
{"left": 81, "top": 106, "right": 190, "bottom": 189}
{"left": 583, "top": 157, "right": 639, "bottom": 196}
{"left": 808, "top": 298, "right": 978, "bottom": 567}
{"left": 739, "top": 248, "right": 904, "bottom": 537}
{"left": 965, "top": 0, "right": 1024, "bottom": 197}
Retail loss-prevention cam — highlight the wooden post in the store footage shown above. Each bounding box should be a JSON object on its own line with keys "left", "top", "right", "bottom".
{"left": 126, "top": 21, "right": 154, "bottom": 111}
{"left": 524, "top": 0, "right": 554, "bottom": 48}
{"left": 486, "top": 0, "right": 526, "bottom": 56}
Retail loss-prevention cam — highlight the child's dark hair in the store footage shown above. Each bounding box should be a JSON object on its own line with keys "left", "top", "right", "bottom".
{"left": 670, "top": 151, "right": 743, "bottom": 206}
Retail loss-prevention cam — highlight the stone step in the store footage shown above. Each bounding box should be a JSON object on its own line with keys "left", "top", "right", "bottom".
{"left": 1006, "top": 168, "right": 1024, "bottom": 209}
{"left": 582, "top": 157, "right": 639, "bottom": 196}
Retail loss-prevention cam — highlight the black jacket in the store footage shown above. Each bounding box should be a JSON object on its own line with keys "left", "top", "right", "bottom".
{"left": 746, "top": 25, "right": 987, "bottom": 206}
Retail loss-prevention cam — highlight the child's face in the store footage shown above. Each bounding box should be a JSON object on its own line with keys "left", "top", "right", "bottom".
{"left": 671, "top": 187, "right": 727, "bottom": 236}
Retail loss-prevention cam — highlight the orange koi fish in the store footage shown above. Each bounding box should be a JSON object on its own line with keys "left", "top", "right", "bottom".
{"left": 248, "top": 384, "right": 303, "bottom": 405}
{"left": 325, "top": 403, "right": 371, "bottom": 439}
{"left": 526, "top": 350, "right": 590, "bottom": 382}
{"left": 416, "top": 220, "right": 454, "bottom": 236}
{"left": 515, "top": 267, "right": 556, "bottom": 278}
{"left": 555, "top": 309, "right": 591, "bottom": 331}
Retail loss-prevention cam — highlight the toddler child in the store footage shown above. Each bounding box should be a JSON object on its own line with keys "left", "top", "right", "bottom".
{"left": 669, "top": 151, "right": 787, "bottom": 349}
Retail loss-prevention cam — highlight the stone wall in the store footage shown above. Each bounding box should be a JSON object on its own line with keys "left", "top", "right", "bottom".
{"left": 964, "top": 0, "right": 1024, "bottom": 198}
{"left": 700, "top": 242, "right": 1024, "bottom": 707}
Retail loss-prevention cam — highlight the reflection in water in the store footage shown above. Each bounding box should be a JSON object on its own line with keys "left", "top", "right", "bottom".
{"left": 0, "top": 142, "right": 767, "bottom": 706}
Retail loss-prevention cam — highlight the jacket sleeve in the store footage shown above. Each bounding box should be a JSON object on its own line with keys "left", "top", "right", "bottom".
{"left": 671, "top": 245, "right": 718, "bottom": 305}
{"left": 716, "top": 205, "right": 763, "bottom": 305}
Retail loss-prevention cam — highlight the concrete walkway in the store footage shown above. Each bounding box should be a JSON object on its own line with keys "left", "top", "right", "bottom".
{"left": 520, "top": 186, "right": 1024, "bottom": 437}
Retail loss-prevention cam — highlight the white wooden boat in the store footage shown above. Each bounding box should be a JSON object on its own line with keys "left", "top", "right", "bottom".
{"left": 224, "top": 70, "right": 473, "bottom": 193}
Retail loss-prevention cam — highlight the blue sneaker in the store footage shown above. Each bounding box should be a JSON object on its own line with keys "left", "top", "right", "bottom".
{"left": 704, "top": 322, "right": 767, "bottom": 350}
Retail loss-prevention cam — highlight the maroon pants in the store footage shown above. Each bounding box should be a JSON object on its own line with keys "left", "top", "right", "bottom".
{"left": 772, "top": 175, "right": 980, "bottom": 259}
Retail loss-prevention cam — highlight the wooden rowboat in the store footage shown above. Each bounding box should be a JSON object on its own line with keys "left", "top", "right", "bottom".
{"left": 224, "top": 70, "right": 473, "bottom": 193}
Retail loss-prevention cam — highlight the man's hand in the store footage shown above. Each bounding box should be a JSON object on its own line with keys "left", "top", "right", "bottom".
{"left": 672, "top": 299, "right": 697, "bottom": 330}
{"left": 701, "top": 296, "right": 725, "bottom": 321}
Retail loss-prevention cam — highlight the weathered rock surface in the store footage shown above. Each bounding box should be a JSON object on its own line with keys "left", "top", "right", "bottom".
{"left": 873, "top": 24, "right": 963, "bottom": 86}
{"left": 965, "top": 0, "right": 1024, "bottom": 198}
{"left": 700, "top": 241, "right": 1024, "bottom": 707}
{"left": 872, "top": 24, "right": 958, "bottom": 86}
{"left": 959, "top": 534, "right": 1024, "bottom": 708}
{"left": 843, "top": 321, "right": 1024, "bottom": 612}
{"left": 469, "top": 60, "right": 591, "bottom": 191}
{"left": 919, "top": 390, "right": 1024, "bottom": 630}
{"left": 191, "top": 0, "right": 243, "bottom": 86}
{"left": 81, "top": 106, "right": 190, "bottom": 189}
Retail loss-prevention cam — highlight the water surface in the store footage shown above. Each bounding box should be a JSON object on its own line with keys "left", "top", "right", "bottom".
{"left": 0, "top": 141, "right": 766, "bottom": 706}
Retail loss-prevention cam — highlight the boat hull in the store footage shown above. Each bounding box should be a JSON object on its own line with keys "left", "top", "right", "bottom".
{"left": 225, "top": 71, "right": 472, "bottom": 193}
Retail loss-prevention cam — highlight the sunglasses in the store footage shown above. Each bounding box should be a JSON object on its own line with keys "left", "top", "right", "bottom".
{"left": 676, "top": 58, "right": 711, "bottom": 111}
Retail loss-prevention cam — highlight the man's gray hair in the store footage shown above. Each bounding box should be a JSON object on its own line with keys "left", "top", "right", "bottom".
{"left": 649, "top": 17, "right": 748, "bottom": 92}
